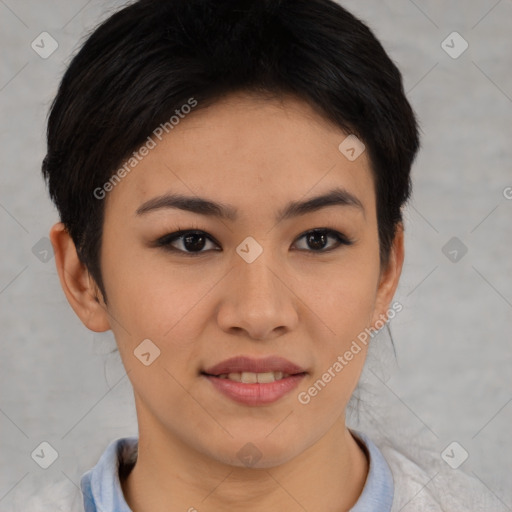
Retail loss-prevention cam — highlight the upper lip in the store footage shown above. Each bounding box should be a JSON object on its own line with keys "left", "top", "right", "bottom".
{"left": 202, "top": 356, "right": 307, "bottom": 376}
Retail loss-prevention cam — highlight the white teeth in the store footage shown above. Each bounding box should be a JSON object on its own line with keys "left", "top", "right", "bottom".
{"left": 216, "top": 371, "right": 291, "bottom": 382}
{"left": 241, "top": 372, "right": 258, "bottom": 383}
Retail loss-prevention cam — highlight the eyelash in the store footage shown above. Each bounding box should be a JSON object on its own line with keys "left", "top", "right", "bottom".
{"left": 154, "top": 225, "right": 355, "bottom": 256}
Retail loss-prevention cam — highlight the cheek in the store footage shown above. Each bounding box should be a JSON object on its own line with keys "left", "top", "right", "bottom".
{"left": 300, "top": 252, "right": 381, "bottom": 347}
{"left": 102, "top": 251, "right": 227, "bottom": 393}
{"left": 101, "top": 239, "right": 208, "bottom": 335}
{"left": 305, "top": 281, "right": 373, "bottom": 398}
{"left": 295, "top": 266, "right": 377, "bottom": 417}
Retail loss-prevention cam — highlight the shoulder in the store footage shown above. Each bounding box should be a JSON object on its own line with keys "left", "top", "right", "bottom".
{"left": 8, "top": 437, "right": 137, "bottom": 512}
{"left": 7, "top": 474, "right": 83, "bottom": 512}
{"left": 374, "top": 438, "right": 494, "bottom": 512}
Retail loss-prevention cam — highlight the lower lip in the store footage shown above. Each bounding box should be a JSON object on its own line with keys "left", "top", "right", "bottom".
{"left": 203, "top": 373, "right": 306, "bottom": 406}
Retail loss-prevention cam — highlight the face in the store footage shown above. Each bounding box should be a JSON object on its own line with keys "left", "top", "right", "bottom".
{"left": 91, "top": 92, "right": 400, "bottom": 467}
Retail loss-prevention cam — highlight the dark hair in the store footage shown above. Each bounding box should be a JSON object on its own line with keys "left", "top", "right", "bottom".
{"left": 42, "top": 0, "right": 420, "bottom": 302}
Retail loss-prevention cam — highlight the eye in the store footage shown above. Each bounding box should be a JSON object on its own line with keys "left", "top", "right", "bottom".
{"left": 154, "top": 227, "right": 354, "bottom": 256}
{"left": 155, "top": 230, "right": 220, "bottom": 255}
{"left": 293, "top": 228, "right": 354, "bottom": 253}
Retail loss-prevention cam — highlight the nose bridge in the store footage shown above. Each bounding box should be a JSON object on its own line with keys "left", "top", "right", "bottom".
{"left": 217, "top": 242, "right": 298, "bottom": 338}
{"left": 235, "top": 244, "right": 282, "bottom": 306}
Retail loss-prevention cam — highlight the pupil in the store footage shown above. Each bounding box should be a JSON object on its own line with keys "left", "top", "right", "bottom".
{"left": 184, "top": 233, "right": 205, "bottom": 251}
{"left": 307, "top": 231, "right": 327, "bottom": 250}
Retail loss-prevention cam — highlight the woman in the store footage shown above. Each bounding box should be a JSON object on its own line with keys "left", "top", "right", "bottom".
{"left": 35, "top": 0, "right": 484, "bottom": 510}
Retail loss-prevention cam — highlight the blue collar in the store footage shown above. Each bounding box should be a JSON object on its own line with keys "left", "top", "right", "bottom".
{"left": 348, "top": 429, "right": 394, "bottom": 511}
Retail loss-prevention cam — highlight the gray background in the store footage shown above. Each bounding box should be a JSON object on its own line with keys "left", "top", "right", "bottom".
{"left": 1, "top": 0, "right": 511, "bottom": 509}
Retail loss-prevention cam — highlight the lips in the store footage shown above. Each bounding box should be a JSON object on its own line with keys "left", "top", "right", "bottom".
{"left": 202, "top": 355, "right": 306, "bottom": 376}
{"left": 201, "top": 356, "right": 308, "bottom": 405}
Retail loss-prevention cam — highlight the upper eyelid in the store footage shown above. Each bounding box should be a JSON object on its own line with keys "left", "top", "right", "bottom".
{"left": 156, "top": 229, "right": 219, "bottom": 247}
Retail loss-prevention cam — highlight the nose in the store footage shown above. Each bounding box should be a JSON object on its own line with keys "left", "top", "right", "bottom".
{"left": 216, "top": 251, "right": 299, "bottom": 341}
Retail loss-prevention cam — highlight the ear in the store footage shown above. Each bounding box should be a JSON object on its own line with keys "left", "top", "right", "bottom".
{"left": 370, "top": 223, "right": 405, "bottom": 328}
{"left": 49, "top": 222, "right": 110, "bottom": 332}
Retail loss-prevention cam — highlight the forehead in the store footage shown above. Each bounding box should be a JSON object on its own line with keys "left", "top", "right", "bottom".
{"left": 105, "top": 92, "right": 375, "bottom": 220}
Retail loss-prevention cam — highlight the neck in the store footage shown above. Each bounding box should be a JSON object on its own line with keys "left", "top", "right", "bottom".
{"left": 121, "top": 414, "right": 368, "bottom": 512}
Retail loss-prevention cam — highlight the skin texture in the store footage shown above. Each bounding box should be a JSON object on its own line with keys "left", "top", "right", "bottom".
{"left": 50, "top": 91, "right": 404, "bottom": 511}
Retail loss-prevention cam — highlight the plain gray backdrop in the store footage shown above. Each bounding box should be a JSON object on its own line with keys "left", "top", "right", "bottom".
{"left": 1, "top": 0, "right": 511, "bottom": 509}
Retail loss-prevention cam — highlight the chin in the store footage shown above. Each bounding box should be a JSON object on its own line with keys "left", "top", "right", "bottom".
{"left": 209, "top": 437, "right": 303, "bottom": 470}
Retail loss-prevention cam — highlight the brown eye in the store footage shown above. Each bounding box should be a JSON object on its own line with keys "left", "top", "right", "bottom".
{"left": 293, "top": 229, "right": 354, "bottom": 252}
{"left": 156, "top": 230, "right": 220, "bottom": 255}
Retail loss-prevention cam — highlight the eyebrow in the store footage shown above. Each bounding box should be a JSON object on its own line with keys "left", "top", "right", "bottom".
{"left": 135, "top": 186, "right": 365, "bottom": 222}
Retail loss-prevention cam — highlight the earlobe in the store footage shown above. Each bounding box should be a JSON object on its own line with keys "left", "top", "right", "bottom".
{"left": 49, "top": 222, "right": 110, "bottom": 332}
{"left": 370, "top": 223, "right": 405, "bottom": 328}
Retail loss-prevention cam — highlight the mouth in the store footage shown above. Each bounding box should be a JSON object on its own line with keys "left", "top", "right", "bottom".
{"left": 200, "top": 356, "right": 308, "bottom": 406}
{"left": 203, "top": 370, "right": 304, "bottom": 383}
{"left": 201, "top": 355, "right": 307, "bottom": 379}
